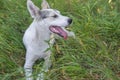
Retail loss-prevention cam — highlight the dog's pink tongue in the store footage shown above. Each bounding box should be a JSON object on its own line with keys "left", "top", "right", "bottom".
{"left": 49, "top": 26, "right": 68, "bottom": 40}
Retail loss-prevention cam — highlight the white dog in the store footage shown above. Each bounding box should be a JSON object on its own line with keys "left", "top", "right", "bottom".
{"left": 23, "top": 0, "right": 75, "bottom": 80}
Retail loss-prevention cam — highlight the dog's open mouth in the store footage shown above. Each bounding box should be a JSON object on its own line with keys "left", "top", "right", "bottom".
{"left": 49, "top": 26, "right": 67, "bottom": 39}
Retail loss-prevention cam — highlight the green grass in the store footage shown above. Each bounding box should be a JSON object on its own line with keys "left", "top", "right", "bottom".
{"left": 0, "top": 0, "right": 120, "bottom": 80}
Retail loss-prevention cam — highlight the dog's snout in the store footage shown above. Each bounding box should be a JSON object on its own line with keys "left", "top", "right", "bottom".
{"left": 68, "top": 19, "right": 72, "bottom": 24}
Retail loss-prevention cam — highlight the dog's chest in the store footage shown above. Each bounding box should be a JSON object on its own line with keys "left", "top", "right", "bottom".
{"left": 23, "top": 25, "right": 51, "bottom": 51}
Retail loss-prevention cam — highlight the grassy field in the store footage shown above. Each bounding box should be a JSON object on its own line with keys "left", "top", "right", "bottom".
{"left": 0, "top": 0, "right": 120, "bottom": 80}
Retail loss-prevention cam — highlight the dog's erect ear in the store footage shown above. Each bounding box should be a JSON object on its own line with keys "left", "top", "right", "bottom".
{"left": 27, "top": 0, "right": 40, "bottom": 18}
{"left": 41, "top": 0, "right": 50, "bottom": 9}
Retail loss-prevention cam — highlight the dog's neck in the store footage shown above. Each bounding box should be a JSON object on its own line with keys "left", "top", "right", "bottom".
{"left": 31, "top": 20, "right": 51, "bottom": 41}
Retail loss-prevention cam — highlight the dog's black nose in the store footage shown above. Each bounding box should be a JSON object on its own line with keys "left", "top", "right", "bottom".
{"left": 68, "top": 19, "right": 72, "bottom": 24}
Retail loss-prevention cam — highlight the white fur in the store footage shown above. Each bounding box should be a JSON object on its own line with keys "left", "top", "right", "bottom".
{"left": 23, "top": 0, "right": 75, "bottom": 80}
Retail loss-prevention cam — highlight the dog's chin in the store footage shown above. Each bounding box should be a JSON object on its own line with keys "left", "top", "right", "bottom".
{"left": 49, "top": 26, "right": 68, "bottom": 40}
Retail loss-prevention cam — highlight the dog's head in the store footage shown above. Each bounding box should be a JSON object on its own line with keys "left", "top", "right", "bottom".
{"left": 27, "top": 0, "right": 72, "bottom": 39}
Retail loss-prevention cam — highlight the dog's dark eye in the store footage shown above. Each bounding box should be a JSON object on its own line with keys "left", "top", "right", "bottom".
{"left": 42, "top": 16, "right": 47, "bottom": 19}
{"left": 53, "top": 15, "right": 58, "bottom": 18}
